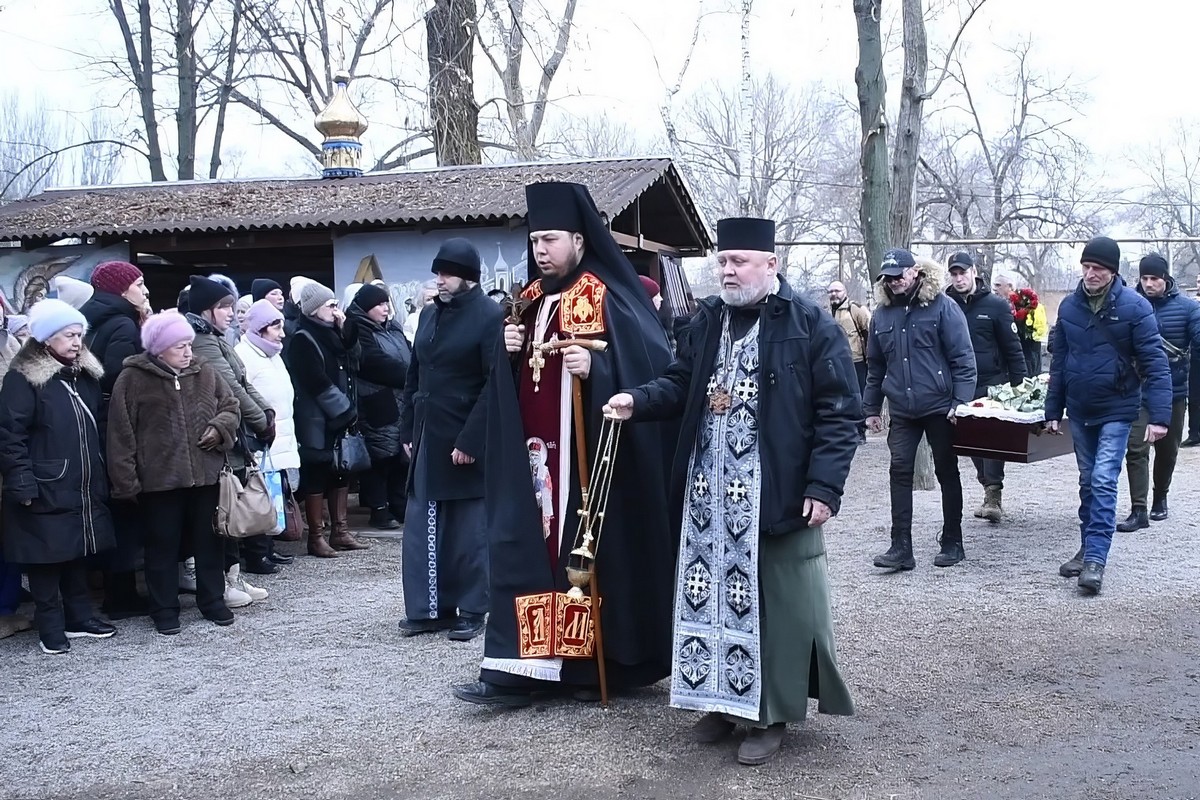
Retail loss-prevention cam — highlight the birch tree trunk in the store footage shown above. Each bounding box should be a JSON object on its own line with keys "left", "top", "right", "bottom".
{"left": 736, "top": 0, "right": 754, "bottom": 215}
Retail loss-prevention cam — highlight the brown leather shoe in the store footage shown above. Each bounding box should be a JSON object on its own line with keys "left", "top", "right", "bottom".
{"left": 304, "top": 494, "right": 338, "bottom": 558}
{"left": 327, "top": 486, "right": 369, "bottom": 551}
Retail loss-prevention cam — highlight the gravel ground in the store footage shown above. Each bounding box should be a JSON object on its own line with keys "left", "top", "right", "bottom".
{"left": 3, "top": 436, "right": 1200, "bottom": 800}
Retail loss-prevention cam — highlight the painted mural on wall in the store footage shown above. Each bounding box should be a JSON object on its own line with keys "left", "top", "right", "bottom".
{"left": 332, "top": 227, "right": 529, "bottom": 314}
{"left": 0, "top": 242, "right": 130, "bottom": 313}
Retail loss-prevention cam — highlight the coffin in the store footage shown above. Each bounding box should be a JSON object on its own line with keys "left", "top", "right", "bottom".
{"left": 952, "top": 414, "right": 1075, "bottom": 463}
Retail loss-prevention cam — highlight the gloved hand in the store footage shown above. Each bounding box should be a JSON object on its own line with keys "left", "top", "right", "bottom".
{"left": 198, "top": 426, "right": 222, "bottom": 451}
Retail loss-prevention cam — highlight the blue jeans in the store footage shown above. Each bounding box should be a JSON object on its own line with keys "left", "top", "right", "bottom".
{"left": 1070, "top": 419, "right": 1133, "bottom": 565}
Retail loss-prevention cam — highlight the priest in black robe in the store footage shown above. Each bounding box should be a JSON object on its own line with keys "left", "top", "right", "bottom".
{"left": 452, "top": 181, "right": 677, "bottom": 707}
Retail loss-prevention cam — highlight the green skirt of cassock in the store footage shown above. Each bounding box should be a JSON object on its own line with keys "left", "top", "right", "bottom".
{"left": 754, "top": 525, "right": 855, "bottom": 727}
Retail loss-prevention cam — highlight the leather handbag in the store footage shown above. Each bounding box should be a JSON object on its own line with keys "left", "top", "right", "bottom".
{"left": 215, "top": 461, "right": 278, "bottom": 539}
{"left": 333, "top": 428, "right": 371, "bottom": 474}
{"left": 279, "top": 492, "right": 304, "bottom": 541}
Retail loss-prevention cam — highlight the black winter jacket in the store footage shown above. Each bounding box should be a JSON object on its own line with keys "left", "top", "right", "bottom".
{"left": 945, "top": 278, "right": 1026, "bottom": 398}
{"left": 81, "top": 291, "right": 142, "bottom": 397}
{"left": 285, "top": 315, "right": 359, "bottom": 465}
{"left": 348, "top": 305, "right": 412, "bottom": 461}
{"left": 0, "top": 344, "right": 115, "bottom": 564}
{"left": 864, "top": 266, "right": 977, "bottom": 419}
{"left": 400, "top": 284, "right": 503, "bottom": 500}
{"left": 630, "top": 277, "right": 862, "bottom": 525}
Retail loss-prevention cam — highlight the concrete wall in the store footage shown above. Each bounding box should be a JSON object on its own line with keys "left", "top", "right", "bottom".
{"left": 0, "top": 242, "right": 130, "bottom": 313}
{"left": 332, "top": 226, "right": 529, "bottom": 313}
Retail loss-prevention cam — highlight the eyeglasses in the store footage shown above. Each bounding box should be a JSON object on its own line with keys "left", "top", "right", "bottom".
{"left": 881, "top": 273, "right": 907, "bottom": 283}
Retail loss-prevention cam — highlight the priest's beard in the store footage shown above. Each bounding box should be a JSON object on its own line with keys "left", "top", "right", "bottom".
{"left": 539, "top": 251, "right": 583, "bottom": 295}
{"left": 721, "top": 275, "right": 775, "bottom": 307}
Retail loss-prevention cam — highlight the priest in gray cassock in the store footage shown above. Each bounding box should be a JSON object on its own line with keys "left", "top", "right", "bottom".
{"left": 604, "top": 217, "right": 860, "bottom": 766}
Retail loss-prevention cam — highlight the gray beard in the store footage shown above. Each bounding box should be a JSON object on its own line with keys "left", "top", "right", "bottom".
{"left": 721, "top": 280, "right": 773, "bottom": 307}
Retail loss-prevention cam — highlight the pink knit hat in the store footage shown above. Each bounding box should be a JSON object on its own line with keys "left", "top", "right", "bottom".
{"left": 140, "top": 310, "right": 195, "bottom": 356}
{"left": 90, "top": 261, "right": 144, "bottom": 296}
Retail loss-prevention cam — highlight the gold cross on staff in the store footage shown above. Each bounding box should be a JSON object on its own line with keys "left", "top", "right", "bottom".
{"left": 528, "top": 338, "right": 609, "bottom": 392}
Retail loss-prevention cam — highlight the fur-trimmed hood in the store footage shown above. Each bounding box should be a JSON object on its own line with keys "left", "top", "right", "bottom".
{"left": 9, "top": 340, "right": 103, "bottom": 389}
{"left": 874, "top": 256, "right": 946, "bottom": 308}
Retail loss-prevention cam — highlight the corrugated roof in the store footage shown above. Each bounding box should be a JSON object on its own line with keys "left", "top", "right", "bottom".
{"left": 0, "top": 157, "right": 710, "bottom": 248}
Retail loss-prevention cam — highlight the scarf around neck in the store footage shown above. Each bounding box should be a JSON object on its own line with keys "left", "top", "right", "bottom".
{"left": 246, "top": 329, "right": 283, "bottom": 357}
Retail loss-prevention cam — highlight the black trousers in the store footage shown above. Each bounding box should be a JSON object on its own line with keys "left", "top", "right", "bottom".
{"left": 1022, "top": 339, "right": 1043, "bottom": 376}
{"left": 853, "top": 361, "right": 868, "bottom": 435}
{"left": 359, "top": 453, "right": 409, "bottom": 520}
{"left": 300, "top": 461, "right": 349, "bottom": 496}
{"left": 887, "top": 413, "right": 963, "bottom": 538}
{"left": 26, "top": 560, "right": 94, "bottom": 642}
{"left": 140, "top": 485, "right": 226, "bottom": 623}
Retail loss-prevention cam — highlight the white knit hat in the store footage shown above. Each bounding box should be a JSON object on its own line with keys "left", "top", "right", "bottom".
{"left": 27, "top": 299, "right": 88, "bottom": 343}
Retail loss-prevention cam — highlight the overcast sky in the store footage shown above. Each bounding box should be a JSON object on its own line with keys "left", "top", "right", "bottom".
{"left": 0, "top": 0, "right": 1194, "bottom": 198}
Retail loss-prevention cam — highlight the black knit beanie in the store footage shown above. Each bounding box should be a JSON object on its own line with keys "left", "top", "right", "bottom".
{"left": 1080, "top": 236, "right": 1121, "bottom": 272}
{"left": 1139, "top": 253, "right": 1169, "bottom": 279}
{"left": 431, "top": 237, "right": 482, "bottom": 282}
{"left": 353, "top": 283, "right": 391, "bottom": 312}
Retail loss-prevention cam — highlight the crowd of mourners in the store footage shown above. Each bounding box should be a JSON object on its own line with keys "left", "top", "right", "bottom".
{"left": 0, "top": 263, "right": 429, "bottom": 651}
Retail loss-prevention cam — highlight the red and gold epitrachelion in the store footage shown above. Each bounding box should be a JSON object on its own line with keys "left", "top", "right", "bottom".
{"left": 519, "top": 272, "right": 607, "bottom": 336}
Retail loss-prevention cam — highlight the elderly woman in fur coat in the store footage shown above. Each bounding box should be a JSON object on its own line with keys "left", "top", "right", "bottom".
{"left": 0, "top": 300, "right": 118, "bottom": 655}
{"left": 107, "top": 311, "right": 241, "bottom": 635}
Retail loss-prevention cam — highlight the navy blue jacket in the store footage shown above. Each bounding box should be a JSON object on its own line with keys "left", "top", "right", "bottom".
{"left": 864, "top": 267, "right": 977, "bottom": 419}
{"left": 1046, "top": 277, "right": 1172, "bottom": 427}
{"left": 1136, "top": 277, "right": 1200, "bottom": 402}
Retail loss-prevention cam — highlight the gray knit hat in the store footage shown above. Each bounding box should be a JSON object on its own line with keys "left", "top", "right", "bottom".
{"left": 299, "top": 281, "right": 337, "bottom": 316}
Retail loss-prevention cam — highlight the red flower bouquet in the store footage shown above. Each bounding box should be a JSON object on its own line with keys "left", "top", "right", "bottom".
{"left": 1009, "top": 288, "right": 1039, "bottom": 339}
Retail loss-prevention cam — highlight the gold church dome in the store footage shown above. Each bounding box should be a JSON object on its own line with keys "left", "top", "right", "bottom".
{"left": 315, "top": 71, "right": 368, "bottom": 139}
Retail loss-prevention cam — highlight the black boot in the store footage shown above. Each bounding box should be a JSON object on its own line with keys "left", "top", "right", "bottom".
{"left": 1150, "top": 495, "right": 1168, "bottom": 522}
{"left": 873, "top": 533, "right": 915, "bottom": 571}
{"left": 1059, "top": 548, "right": 1085, "bottom": 577}
{"left": 1077, "top": 561, "right": 1105, "bottom": 594}
{"left": 1115, "top": 508, "right": 1149, "bottom": 532}
{"left": 368, "top": 508, "right": 400, "bottom": 530}
{"left": 933, "top": 530, "right": 965, "bottom": 567}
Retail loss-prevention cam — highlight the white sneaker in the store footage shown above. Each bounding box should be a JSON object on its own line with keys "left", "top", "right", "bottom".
{"left": 179, "top": 558, "right": 197, "bottom": 593}
{"left": 224, "top": 566, "right": 253, "bottom": 608}
{"left": 235, "top": 569, "right": 269, "bottom": 602}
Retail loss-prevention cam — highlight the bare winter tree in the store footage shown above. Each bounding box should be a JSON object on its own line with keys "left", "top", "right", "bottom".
{"left": 889, "top": 0, "right": 987, "bottom": 250}
{"left": 541, "top": 115, "right": 651, "bottom": 159}
{"left": 854, "top": 0, "right": 987, "bottom": 279}
{"left": 96, "top": 0, "right": 247, "bottom": 180}
{"left": 853, "top": 0, "right": 888, "bottom": 278}
{"left": 916, "top": 41, "right": 1105, "bottom": 288}
{"left": 475, "top": 0, "right": 580, "bottom": 159}
{"left": 1130, "top": 119, "right": 1200, "bottom": 283}
{"left": 426, "top": 0, "right": 481, "bottom": 165}
{"left": 233, "top": 0, "right": 432, "bottom": 171}
{"left": 736, "top": 0, "right": 754, "bottom": 213}
{"left": 1, "top": 98, "right": 128, "bottom": 203}
{"left": 675, "top": 75, "right": 855, "bottom": 289}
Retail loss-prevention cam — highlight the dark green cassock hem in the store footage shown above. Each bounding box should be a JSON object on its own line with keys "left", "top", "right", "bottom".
{"left": 752, "top": 524, "right": 854, "bottom": 728}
